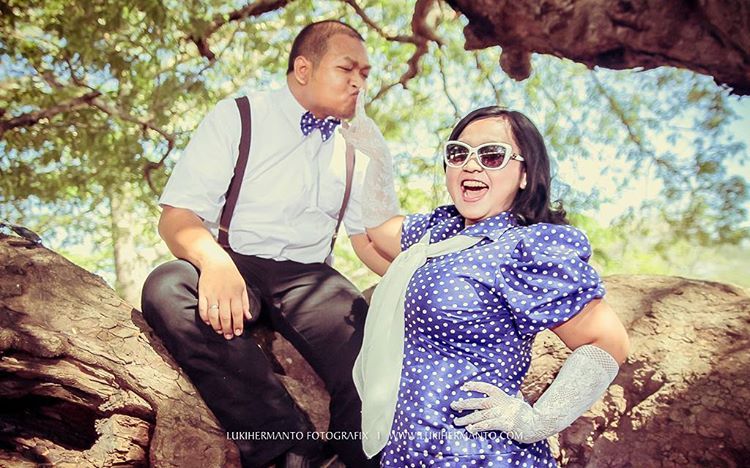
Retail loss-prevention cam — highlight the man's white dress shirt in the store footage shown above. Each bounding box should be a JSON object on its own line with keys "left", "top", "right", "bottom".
{"left": 160, "top": 85, "right": 368, "bottom": 264}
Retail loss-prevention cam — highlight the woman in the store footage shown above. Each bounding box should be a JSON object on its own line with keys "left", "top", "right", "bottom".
{"left": 342, "top": 99, "right": 630, "bottom": 467}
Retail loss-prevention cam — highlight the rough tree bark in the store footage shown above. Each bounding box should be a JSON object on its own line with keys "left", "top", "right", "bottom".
{"left": 446, "top": 0, "right": 750, "bottom": 94}
{"left": 525, "top": 274, "right": 750, "bottom": 466}
{"left": 1, "top": 235, "right": 749, "bottom": 466}
{"left": 0, "top": 235, "right": 239, "bottom": 467}
{"left": 0, "top": 233, "right": 340, "bottom": 467}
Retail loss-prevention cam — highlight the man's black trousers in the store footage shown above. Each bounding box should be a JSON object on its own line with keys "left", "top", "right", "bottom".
{"left": 141, "top": 252, "right": 378, "bottom": 467}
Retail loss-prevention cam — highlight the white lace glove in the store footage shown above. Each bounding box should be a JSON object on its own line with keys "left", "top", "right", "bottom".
{"left": 451, "top": 344, "right": 619, "bottom": 444}
{"left": 340, "top": 91, "right": 399, "bottom": 228}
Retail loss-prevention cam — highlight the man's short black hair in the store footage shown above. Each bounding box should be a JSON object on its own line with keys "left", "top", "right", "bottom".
{"left": 287, "top": 20, "right": 364, "bottom": 74}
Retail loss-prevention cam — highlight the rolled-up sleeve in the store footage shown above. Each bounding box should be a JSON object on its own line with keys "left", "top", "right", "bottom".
{"left": 159, "top": 98, "right": 240, "bottom": 223}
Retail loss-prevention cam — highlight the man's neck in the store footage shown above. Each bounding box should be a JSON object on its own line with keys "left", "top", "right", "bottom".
{"left": 287, "top": 76, "right": 327, "bottom": 119}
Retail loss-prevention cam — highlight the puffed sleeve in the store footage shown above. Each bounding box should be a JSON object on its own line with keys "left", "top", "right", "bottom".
{"left": 400, "top": 205, "right": 459, "bottom": 251}
{"left": 495, "top": 223, "right": 606, "bottom": 335}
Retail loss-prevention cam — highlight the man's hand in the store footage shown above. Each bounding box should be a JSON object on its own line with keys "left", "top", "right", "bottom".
{"left": 340, "top": 90, "right": 389, "bottom": 161}
{"left": 158, "top": 206, "right": 254, "bottom": 340}
{"left": 197, "top": 256, "right": 253, "bottom": 339}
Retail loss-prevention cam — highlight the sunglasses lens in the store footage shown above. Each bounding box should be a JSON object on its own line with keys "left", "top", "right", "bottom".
{"left": 477, "top": 144, "right": 508, "bottom": 168}
{"left": 445, "top": 143, "right": 469, "bottom": 166}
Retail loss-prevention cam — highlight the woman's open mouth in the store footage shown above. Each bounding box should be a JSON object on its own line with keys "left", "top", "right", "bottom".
{"left": 461, "top": 180, "right": 489, "bottom": 203}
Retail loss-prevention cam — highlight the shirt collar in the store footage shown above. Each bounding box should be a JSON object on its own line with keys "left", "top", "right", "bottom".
{"left": 438, "top": 205, "right": 518, "bottom": 241}
{"left": 278, "top": 84, "right": 307, "bottom": 134}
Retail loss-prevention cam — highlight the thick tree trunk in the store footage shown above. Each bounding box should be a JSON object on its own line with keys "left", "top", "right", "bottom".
{"left": 0, "top": 233, "right": 336, "bottom": 467}
{"left": 447, "top": 0, "right": 750, "bottom": 94}
{"left": 109, "top": 184, "right": 161, "bottom": 307}
{"left": 0, "top": 234, "right": 240, "bottom": 467}
{"left": 524, "top": 274, "right": 750, "bottom": 466}
{"left": 1, "top": 234, "right": 748, "bottom": 466}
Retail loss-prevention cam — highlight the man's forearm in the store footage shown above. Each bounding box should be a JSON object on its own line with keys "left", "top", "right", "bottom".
{"left": 158, "top": 205, "right": 231, "bottom": 270}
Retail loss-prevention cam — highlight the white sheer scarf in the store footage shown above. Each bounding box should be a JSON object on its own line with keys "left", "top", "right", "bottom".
{"left": 353, "top": 228, "right": 482, "bottom": 457}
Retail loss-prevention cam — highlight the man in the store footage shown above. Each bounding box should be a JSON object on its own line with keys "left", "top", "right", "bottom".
{"left": 141, "top": 20, "right": 388, "bottom": 467}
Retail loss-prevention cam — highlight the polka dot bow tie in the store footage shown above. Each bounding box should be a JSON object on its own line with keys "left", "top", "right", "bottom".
{"left": 300, "top": 111, "right": 340, "bottom": 141}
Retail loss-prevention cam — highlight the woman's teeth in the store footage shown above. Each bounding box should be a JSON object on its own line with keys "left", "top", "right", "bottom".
{"left": 462, "top": 180, "right": 489, "bottom": 191}
{"left": 461, "top": 180, "right": 489, "bottom": 202}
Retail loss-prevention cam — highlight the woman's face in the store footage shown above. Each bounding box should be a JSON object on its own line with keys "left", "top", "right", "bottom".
{"left": 446, "top": 117, "right": 527, "bottom": 227}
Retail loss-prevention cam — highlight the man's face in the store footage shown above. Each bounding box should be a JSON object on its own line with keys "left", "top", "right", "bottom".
{"left": 307, "top": 34, "right": 370, "bottom": 119}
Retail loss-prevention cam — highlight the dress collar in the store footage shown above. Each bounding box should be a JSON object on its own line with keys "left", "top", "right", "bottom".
{"left": 462, "top": 210, "right": 518, "bottom": 240}
{"left": 436, "top": 205, "right": 519, "bottom": 241}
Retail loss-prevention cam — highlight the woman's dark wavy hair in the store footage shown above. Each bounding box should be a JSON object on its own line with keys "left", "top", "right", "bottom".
{"left": 445, "top": 106, "right": 568, "bottom": 226}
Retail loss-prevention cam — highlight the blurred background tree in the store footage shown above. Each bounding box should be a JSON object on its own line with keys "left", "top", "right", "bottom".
{"left": 1, "top": 0, "right": 748, "bottom": 305}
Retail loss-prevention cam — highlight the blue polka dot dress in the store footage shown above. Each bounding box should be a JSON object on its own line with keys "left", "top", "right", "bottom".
{"left": 379, "top": 205, "right": 606, "bottom": 467}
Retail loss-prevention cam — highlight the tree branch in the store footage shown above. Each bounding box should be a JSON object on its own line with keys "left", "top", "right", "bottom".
{"left": 399, "top": 41, "right": 430, "bottom": 88}
{"left": 89, "top": 99, "right": 176, "bottom": 195}
{"left": 589, "top": 73, "right": 645, "bottom": 150}
{"left": 448, "top": 0, "right": 750, "bottom": 94}
{"left": 342, "top": 0, "right": 418, "bottom": 44}
{"left": 400, "top": 0, "right": 446, "bottom": 89}
{"left": 31, "top": 64, "right": 65, "bottom": 91}
{"left": 411, "top": 0, "right": 444, "bottom": 46}
{"left": 589, "top": 73, "right": 690, "bottom": 188}
{"left": 346, "top": 0, "right": 444, "bottom": 93}
{"left": 189, "top": 0, "right": 294, "bottom": 61}
{"left": 473, "top": 53, "right": 502, "bottom": 105}
{"left": 438, "top": 51, "right": 461, "bottom": 119}
{"left": 367, "top": 82, "right": 396, "bottom": 102}
{"left": 0, "top": 91, "right": 102, "bottom": 138}
{"left": 84, "top": 99, "right": 175, "bottom": 154}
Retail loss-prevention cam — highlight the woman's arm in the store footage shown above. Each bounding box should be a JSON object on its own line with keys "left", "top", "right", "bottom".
{"left": 551, "top": 298, "right": 630, "bottom": 364}
{"left": 341, "top": 92, "right": 403, "bottom": 259}
{"left": 350, "top": 232, "right": 394, "bottom": 276}
{"left": 452, "top": 298, "right": 630, "bottom": 443}
{"left": 365, "top": 215, "right": 405, "bottom": 262}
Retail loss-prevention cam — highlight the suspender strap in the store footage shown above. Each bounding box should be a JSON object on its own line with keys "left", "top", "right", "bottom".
{"left": 219, "top": 95, "right": 354, "bottom": 258}
{"left": 218, "top": 96, "right": 251, "bottom": 249}
{"left": 329, "top": 143, "right": 356, "bottom": 256}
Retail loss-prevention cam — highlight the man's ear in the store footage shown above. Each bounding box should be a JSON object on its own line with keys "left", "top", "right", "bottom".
{"left": 293, "top": 56, "right": 312, "bottom": 85}
{"left": 520, "top": 171, "right": 527, "bottom": 190}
